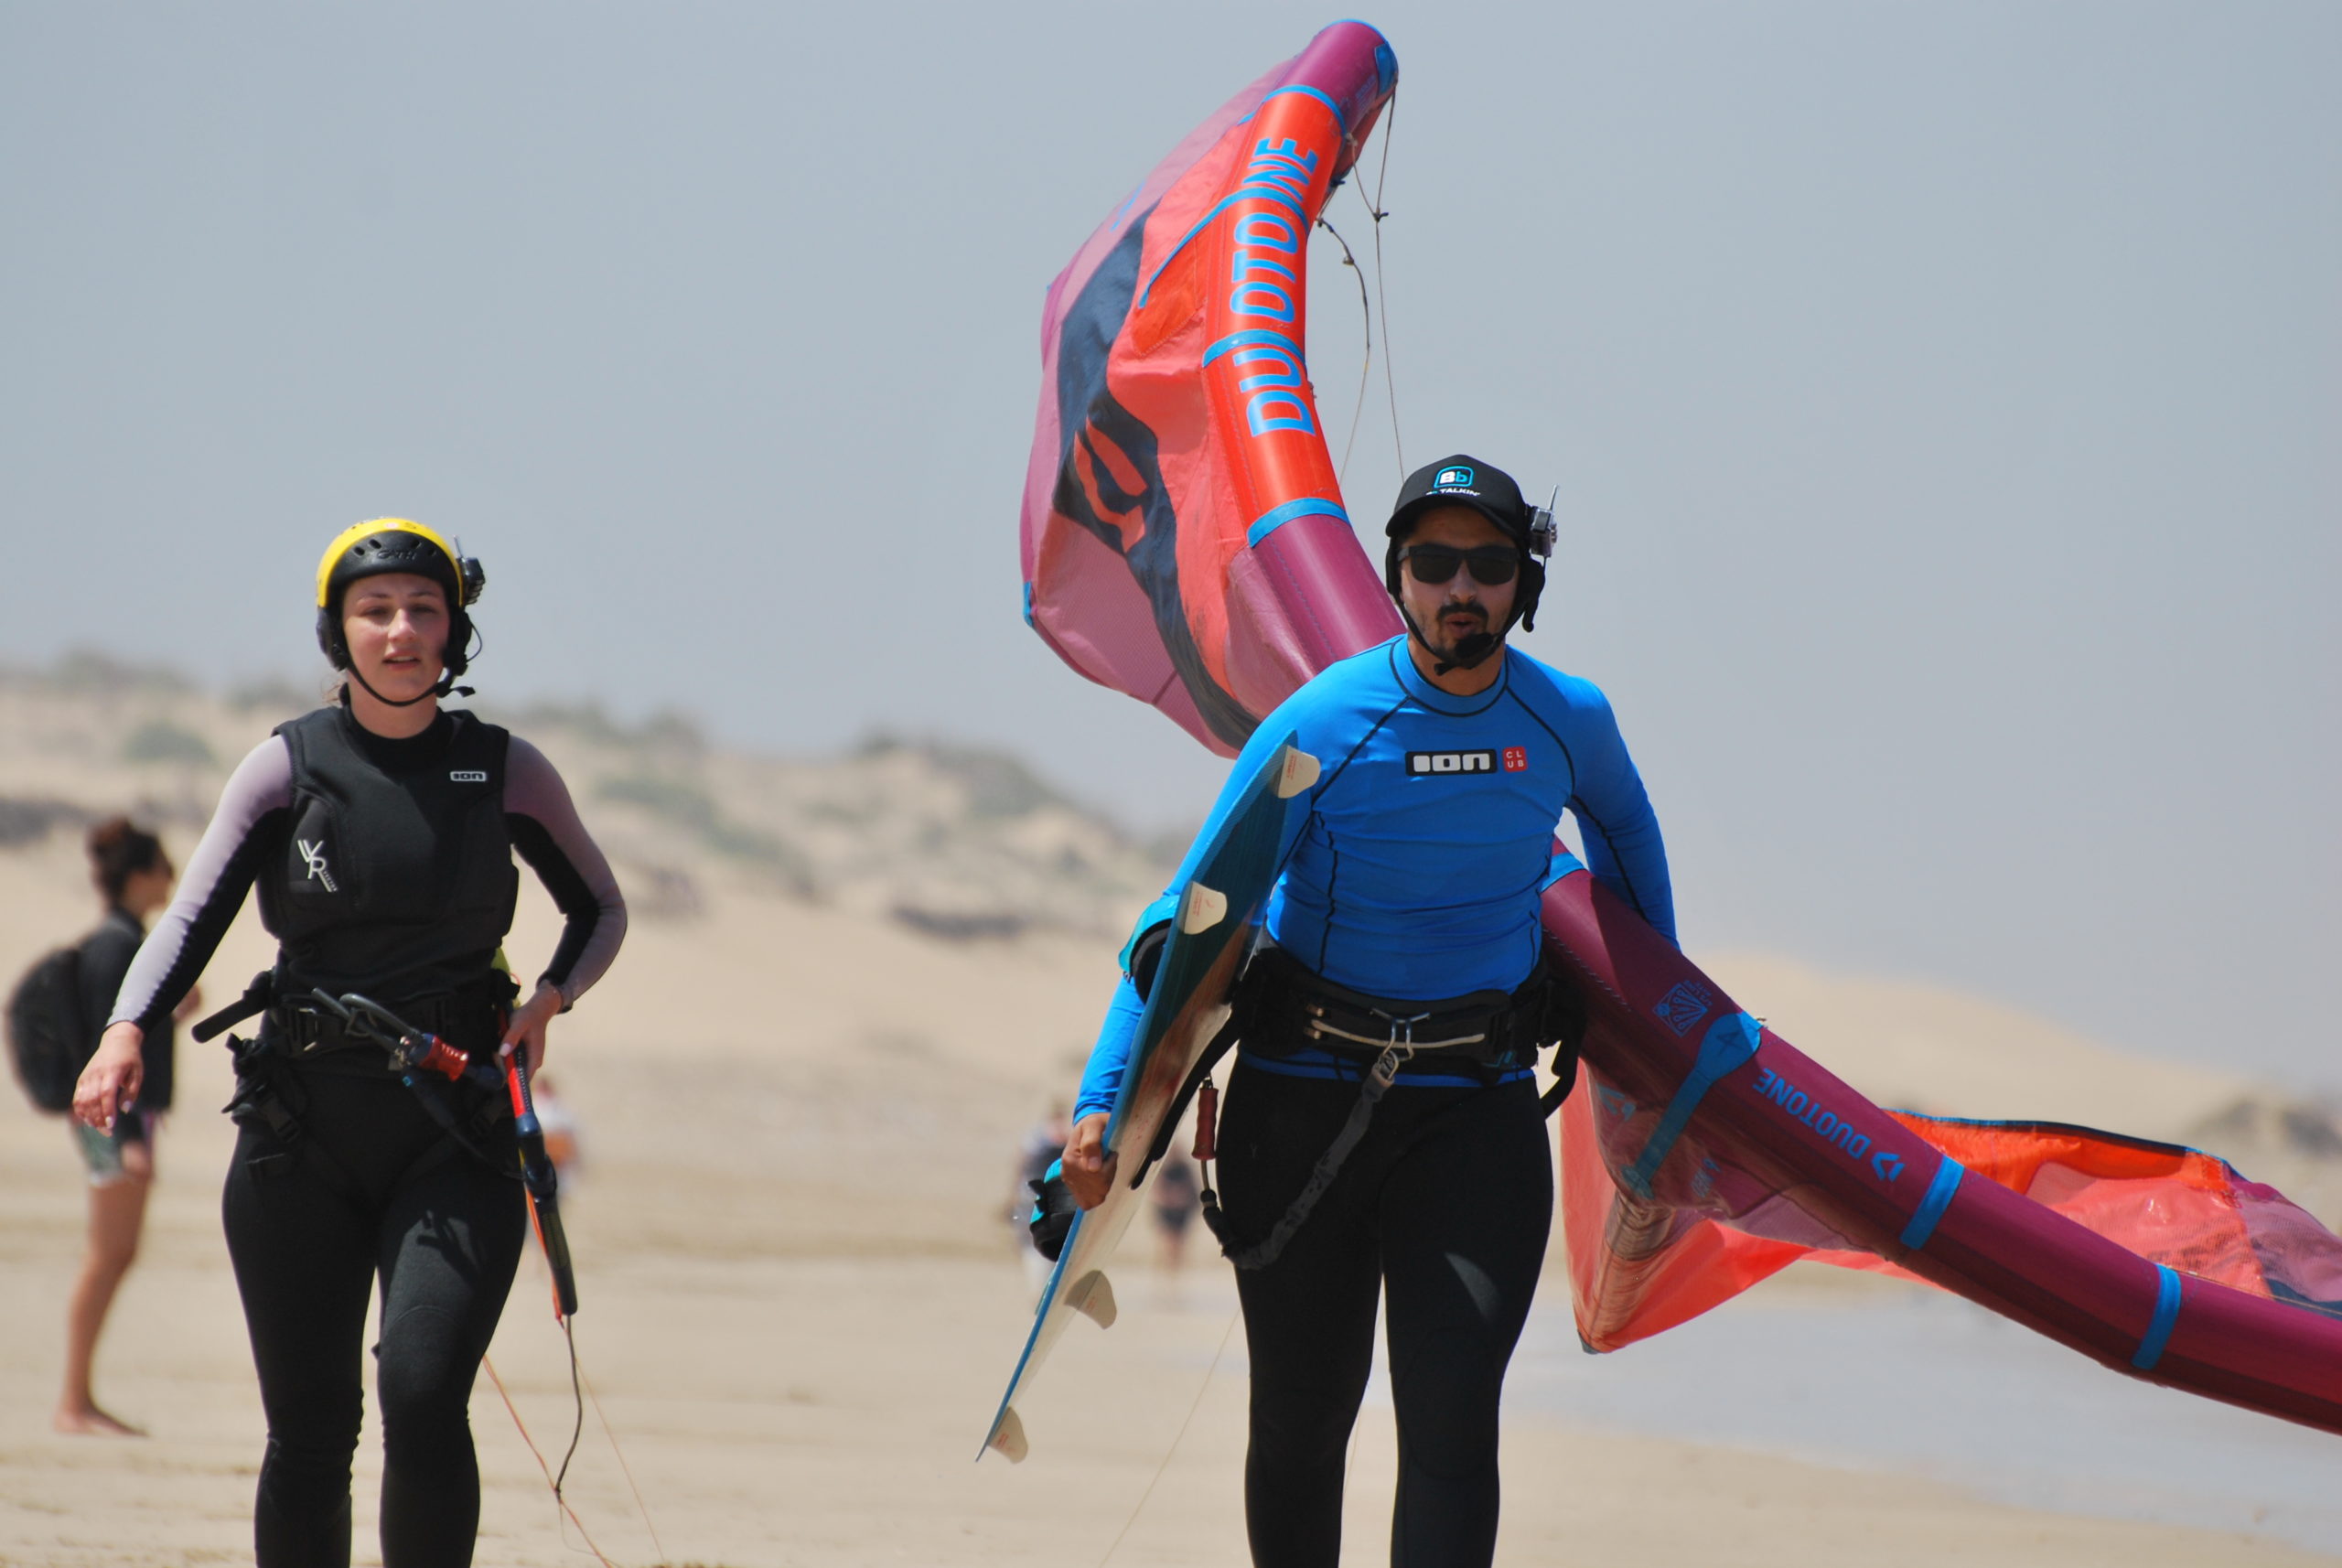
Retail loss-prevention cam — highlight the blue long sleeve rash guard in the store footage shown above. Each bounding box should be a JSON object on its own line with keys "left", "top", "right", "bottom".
{"left": 1074, "top": 636, "right": 1674, "bottom": 1121}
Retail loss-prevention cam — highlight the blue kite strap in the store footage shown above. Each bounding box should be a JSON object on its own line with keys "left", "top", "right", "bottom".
{"left": 2132, "top": 1265, "right": 2184, "bottom": 1371}
{"left": 1621, "top": 1011, "right": 1762, "bottom": 1198}
{"left": 1899, "top": 1156, "right": 1966, "bottom": 1250}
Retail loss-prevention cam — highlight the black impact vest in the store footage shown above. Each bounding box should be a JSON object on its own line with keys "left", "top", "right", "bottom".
{"left": 257, "top": 705, "right": 520, "bottom": 1028}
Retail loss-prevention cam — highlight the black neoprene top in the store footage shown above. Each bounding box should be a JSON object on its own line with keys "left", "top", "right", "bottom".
{"left": 109, "top": 703, "right": 626, "bottom": 1036}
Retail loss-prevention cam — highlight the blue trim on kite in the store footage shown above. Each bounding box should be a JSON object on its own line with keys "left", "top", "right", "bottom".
{"left": 1137, "top": 176, "right": 1311, "bottom": 308}
{"left": 2133, "top": 1265, "right": 2183, "bottom": 1371}
{"left": 1260, "top": 83, "right": 1343, "bottom": 120}
{"left": 1247, "top": 498, "right": 1350, "bottom": 548}
{"left": 1899, "top": 1157, "right": 1965, "bottom": 1250}
{"left": 1203, "top": 328, "right": 1304, "bottom": 367}
{"left": 1622, "top": 1011, "right": 1762, "bottom": 1199}
{"left": 1542, "top": 847, "right": 1587, "bottom": 889}
{"left": 1021, "top": 581, "right": 1035, "bottom": 628}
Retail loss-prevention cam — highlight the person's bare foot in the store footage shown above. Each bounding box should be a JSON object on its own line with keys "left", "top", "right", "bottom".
{"left": 53, "top": 1403, "right": 145, "bottom": 1437}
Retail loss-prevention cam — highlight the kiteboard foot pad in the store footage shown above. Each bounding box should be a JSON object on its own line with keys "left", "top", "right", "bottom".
{"left": 1179, "top": 884, "right": 1228, "bottom": 935}
{"left": 1276, "top": 748, "right": 1322, "bottom": 798}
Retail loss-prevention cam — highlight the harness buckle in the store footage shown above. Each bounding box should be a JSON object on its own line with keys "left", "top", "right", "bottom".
{"left": 1367, "top": 1012, "right": 1428, "bottom": 1089}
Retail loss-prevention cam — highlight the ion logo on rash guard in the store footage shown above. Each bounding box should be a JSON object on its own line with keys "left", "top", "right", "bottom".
{"left": 1406, "top": 749, "right": 1497, "bottom": 776}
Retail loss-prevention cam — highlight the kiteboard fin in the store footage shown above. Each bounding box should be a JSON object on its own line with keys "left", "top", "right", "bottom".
{"left": 1065, "top": 1269, "right": 1119, "bottom": 1328}
{"left": 989, "top": 1406, "right": 1030, "bottom": 1464}
{"left": 1179, "top": 885, "right": 1228, "bottom": 935}
{"left": 1275, "top": 747, "right": 1322, "bottom": 799}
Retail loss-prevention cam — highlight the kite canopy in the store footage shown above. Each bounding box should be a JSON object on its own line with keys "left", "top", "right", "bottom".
{"left": 1537, "top": 860, "right": 2342, "bottom": 1432}
{"left": 1015, "top": 20, "right": 2342, "bottom": 1437}
{"left": 1019, "top": 19, "right": 1403, "bottom": 756}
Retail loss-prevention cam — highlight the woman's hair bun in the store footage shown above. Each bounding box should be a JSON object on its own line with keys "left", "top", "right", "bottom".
{"left": 87, "top": 816, "right": 167, "bottom": 905}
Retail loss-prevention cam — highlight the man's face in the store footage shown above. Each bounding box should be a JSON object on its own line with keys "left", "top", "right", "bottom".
{"left": 1395, "top": 506, "right": 1520, "bottom": 665}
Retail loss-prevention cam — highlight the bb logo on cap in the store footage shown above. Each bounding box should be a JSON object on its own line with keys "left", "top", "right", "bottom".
{"left": 1434, "top": 466, "right": 1476, "bottom": 489}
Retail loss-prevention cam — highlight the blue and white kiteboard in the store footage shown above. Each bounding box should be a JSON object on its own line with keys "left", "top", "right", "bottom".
{"left": 980, "top": 736, "right": 1319, "bottom": 1462}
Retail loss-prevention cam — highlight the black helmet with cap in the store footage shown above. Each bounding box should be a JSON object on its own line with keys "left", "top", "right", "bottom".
{"left": 1381, "top": 454, "right": 1554, "bottom": 634}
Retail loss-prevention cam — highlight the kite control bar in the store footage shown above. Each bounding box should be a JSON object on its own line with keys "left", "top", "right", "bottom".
{"left": 506, "top": 1049, "right": 580, "bottom": 1318}
{"left": 309, "top": 989, "right": 579, "bottom": 1319}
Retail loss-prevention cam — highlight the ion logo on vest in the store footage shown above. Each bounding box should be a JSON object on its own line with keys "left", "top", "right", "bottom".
{"left": 449, "top": 770, "right": 488, "bottom": 783}
{"left": 1405, "top": 749, "right": 1498, "bottom": 776}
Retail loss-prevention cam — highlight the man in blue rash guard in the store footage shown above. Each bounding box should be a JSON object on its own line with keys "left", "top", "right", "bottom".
{"left": 1058, "top": 456, "right": 1673, "bottom": 1568}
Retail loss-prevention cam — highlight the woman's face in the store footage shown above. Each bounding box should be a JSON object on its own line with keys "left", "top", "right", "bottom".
{"left": 341, "top": 573, "right": 451, "bottom": 703}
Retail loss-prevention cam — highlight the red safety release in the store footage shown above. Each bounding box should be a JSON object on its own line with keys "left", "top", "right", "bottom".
{"left": 417, "top": 1037, "right": 469, "bottom": 1082}
{"left": 1193, "top": 1080, "right": 1219, "bottom": 1164}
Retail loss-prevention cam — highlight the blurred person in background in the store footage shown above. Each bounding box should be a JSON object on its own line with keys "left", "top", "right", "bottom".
{"left": 54, "top": 816, "right": 196, "bottom": 1436}
{"left": 1010, "top": 1100, "right": 1072, "bottom": 1291}
{"left": 1151, "top": 1144, "right": 1199, "bottom": 1274}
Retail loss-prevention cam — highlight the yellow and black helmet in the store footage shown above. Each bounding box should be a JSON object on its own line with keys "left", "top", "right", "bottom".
{"left": 313, "top": 519, "right": 487, "bottom": 685}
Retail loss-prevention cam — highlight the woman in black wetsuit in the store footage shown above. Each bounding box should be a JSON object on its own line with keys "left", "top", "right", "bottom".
{"left": 73, "top": 520, "right": 627, "bottom": 1568}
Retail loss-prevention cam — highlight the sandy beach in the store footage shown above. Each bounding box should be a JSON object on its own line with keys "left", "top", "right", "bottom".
{"left": 3, "top": 680, "right": 2337, "bottom": 1566}
{"left": 3, "top": 861, "right": 2334, "bottom": 1565}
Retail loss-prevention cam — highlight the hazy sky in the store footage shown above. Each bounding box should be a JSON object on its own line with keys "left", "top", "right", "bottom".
{"left": 3, "top": 3, "right": 2335, "bottom": 1090}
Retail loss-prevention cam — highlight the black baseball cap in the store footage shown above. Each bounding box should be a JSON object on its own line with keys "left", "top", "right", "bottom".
{"left": 1384, "top": 455, "right": 1531, "bottom": 545}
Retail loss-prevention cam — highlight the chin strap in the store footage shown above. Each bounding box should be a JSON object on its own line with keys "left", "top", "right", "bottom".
{"left": 343, "top": 665, "right": 475, "bottom": 707}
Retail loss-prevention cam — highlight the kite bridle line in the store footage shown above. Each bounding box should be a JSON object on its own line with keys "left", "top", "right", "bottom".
{"left": 1363, "top": 88, "right": 1403, "bottom": 475}
{"left": 1094, "top": 1309, "right": 1242, "bottom": 1568}
{"left": 1318, "top": 87, "right": 1405, "bottom": 489}
{"left": 1316, "top": 213, "right": 1377, "bottom": 484}
{"left": 309, "top": 991, "right": 667, "bottom": 1563}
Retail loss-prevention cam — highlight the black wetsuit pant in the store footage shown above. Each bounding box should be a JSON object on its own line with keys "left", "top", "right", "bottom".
{"left": 1219, "top": 1056, "right": 1552, "bottom": 1568}
{"left": 221, "top": 1065, "right": 526, "bottom": 1568}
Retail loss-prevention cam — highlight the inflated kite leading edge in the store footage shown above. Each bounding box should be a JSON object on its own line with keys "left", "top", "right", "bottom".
{"left": 1019, "top": 19, "right": 1405, "bottom": 756}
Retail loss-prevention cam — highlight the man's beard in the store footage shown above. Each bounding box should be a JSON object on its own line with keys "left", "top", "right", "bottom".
{"left": 1412, "top": 602, "right": 1501, "bottom": 675}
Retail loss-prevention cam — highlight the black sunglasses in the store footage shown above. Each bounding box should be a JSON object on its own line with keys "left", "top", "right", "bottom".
{"left": 1401, "top": 544, "right": 1520, "bottom": 586}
